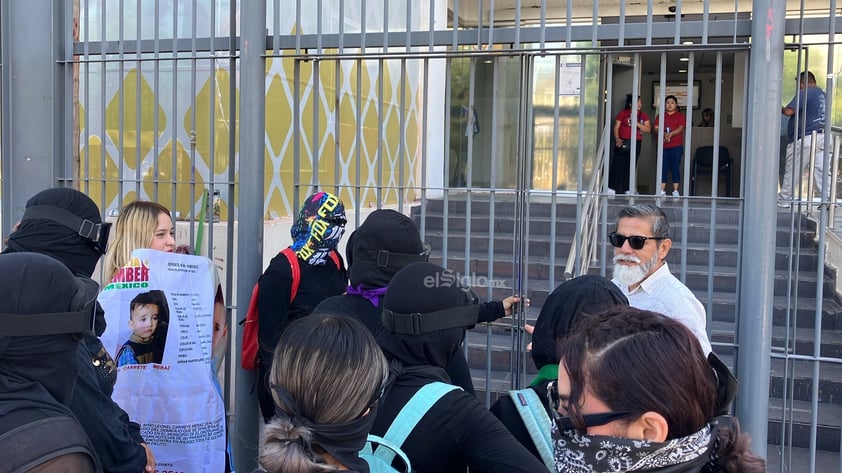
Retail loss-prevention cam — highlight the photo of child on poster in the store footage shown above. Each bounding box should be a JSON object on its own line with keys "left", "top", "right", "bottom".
{"left": 116, "top": 290, "right": 169, "bottom": 366}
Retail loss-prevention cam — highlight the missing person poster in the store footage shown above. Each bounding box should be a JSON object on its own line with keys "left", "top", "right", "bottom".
{"left": 98, "top": 249, "right": 225, "bottom": 472}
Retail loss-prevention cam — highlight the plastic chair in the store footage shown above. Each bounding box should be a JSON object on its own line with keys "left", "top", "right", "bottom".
{"left": 691, "top": 145, "right": 733, "bottom": 197}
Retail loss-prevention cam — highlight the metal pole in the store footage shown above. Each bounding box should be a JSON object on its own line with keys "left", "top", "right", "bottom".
{"left": 735, "top": 0, "right": 785, "bottom": 456}
{"left": 1, "top": 0, "right": 65, "bottom": 238}
{"left": 234, "top": 3, "right": 266, "bottom": 472}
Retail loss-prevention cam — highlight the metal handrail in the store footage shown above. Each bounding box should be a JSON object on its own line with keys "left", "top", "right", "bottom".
{"left": 564, "top": 122, "right": 609, "bottom": 278}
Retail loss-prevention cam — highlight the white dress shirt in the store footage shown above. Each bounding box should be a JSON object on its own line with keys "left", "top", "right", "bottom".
{"left": 613, "top": 262, "right": 713, "bottom": 355}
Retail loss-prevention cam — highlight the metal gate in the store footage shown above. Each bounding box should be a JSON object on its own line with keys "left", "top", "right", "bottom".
{"left": 1, "top": 1, "right": 840, "bottom": 472}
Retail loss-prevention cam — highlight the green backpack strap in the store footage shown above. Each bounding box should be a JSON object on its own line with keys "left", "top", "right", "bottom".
{"left": 373, "top": 381, "right": 461, "bottom": 465}
{"left": 508, "top": 388, "right": 555, "bottom": 471}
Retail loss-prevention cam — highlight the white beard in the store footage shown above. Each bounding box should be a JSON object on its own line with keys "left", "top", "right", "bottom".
{"left": 613, "top": 252, "right": 659, "bottom": 287}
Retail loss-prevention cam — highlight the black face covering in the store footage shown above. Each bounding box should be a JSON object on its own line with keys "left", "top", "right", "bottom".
{"left": 0, "top": 253, "right": 93, "bottom": 419}
{"left": 273, "top": 385, "right": 378, "bottom": 472}
{"left": 531, "top": 275, "right": 628, "bottom": 370}
{"left": 5, "top": 188, "right": 106, "bottom": 278}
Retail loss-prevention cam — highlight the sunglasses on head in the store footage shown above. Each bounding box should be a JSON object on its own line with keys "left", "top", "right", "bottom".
{"left": 547, "top": 381, "right": 635, "bottom": 433}
{"left": 608, "top": 232, "right": 663, "bottom": 250}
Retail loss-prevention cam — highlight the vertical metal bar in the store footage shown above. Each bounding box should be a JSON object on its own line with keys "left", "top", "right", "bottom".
{"left": 207, "top": 0, "right": 218, "bottom": 259}
{"left": 293, "top": 57, "right": 301, "bottom": 208}
{"left": 618, "top": 0, "right": 626, "bottom": 46}
{"left": 513, "top": 0, "right": 521, "bottom": 48}
{"left": 673, "top": 0, "right": 681, "bottom": 44}
{"left": 419, "top": 56, "right": 429, "bottom": 239}
{"left": 405, "top": 0, "right": 411, "bottom": 54}
{"left": 703, "top": 53, "right": 719, "bottom": 338}
{"left": 338, "top": 0, "right": 344, "bottom": 52}
{"left": 354, "top": 58, "right": 362, "bottom": 227}
{"left": 427, "top": 0, "right": 435, "bottom": 50}
{"left": 223, "top": 0, "right": 238, "bottom": 417}
{"left": 295, "top": 0, "right": 302, "bottom": 54}
{"left": 655, "top": 53, "right": 666, "bottom": 196}
{"left": 539, "top": 0, "right": 546, "bottom": 50}
{"left": 629, "top": 54, "right": 640, "bottom": 196}
{"left": 333, "top": 59, "right": 340, "bottom": 197}
{"left": 564, "top": 0, "right": 572, "bottom": 47}
{"left": 488, "top": 0, "right": 495, "bottom": 48}
{"left": 83, "top": 0, "right": 91, "bottom": 196}
{"left": 484, "top": 55, "right": 500, "bottom": 405}
{"left": 134, "top": 0, "right": 142, "bottom": 196}
{"left": 735, "top": 0, "right": 785, "bottom": 454}
{"left": 102, "top": 1, "right": 112, "bottom": 207}
{"left": 376, "top": 59, "right": 384, "bottom": 206}
{"left": 398, "top": 59, "right": 406, "bottom": 212}
{"left": 645, "top": 0, "right": 653, "bottom": 46}
{"left": 234, "top": 3, "right": 267, "bottom": 471}
{"left": 574, "top": 55, "right": 587, "bottom": 276}
{"left": 549, "top": 55, "right": 560, "bottom": 289}
{"left": 312, "top": 58, "right": 320, "bottom": 189}
{"left": 451, "top": 0, "right": 459, "bottom": 49}
{"left": 273, "top": 0, "right": 280, "bottom": 56}
{"left": 152, "top": 0, "right": 160, "bottom": 211}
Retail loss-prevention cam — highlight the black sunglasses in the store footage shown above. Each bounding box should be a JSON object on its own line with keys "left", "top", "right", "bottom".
{"left": 547, "top": 381, "right": 634, "bottom": 433}
{"left": 608, "top": 232, "right": 663, "bottom": 250}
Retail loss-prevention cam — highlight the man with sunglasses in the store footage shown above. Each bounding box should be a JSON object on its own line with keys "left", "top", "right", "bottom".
{"left": 609, "top": 203, "right": 712, "bottom": 354}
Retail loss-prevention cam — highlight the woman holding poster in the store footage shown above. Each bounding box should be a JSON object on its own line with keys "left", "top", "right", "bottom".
{"left": 100, "top": 200, "right": 230, "bottom": 472}
{"left": 104, "top": 201, "right": 228, "bottom": 369}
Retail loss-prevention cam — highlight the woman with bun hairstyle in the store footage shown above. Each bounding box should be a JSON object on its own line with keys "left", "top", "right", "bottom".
{"left": 552, "top": 306, "right": 764, "bottom": 473}
{"left": 257, "top": 313, "right": 389, "bottom": 473}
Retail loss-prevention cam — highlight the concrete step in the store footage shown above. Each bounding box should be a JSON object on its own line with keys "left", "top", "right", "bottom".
{"left": 425, "top": 234, "right": 824, "bottom": 271}
{"left": 419, "top": 214, "right": 814, "bottom": 248}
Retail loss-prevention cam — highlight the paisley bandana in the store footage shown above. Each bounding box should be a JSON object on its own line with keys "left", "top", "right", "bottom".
{"left": 552, "top": 421, "right": 713, "bottom": 473}
{"left": 290, "top": 192, "right": 347, "bottom": 266}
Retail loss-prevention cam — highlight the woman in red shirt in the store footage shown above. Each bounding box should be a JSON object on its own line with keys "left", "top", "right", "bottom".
{"left": 653, "top": 95, "right": 686, "bottom": 197}
{"left": 610, "top": 95, "right": 651, "bottom": 195}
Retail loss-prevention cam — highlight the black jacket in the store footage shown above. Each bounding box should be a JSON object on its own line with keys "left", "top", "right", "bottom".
{"left": 256, "top": 251, "right": 347, "bottom": 420}
{"left": 371, "top": 374, "right": 549, "bottom": 473}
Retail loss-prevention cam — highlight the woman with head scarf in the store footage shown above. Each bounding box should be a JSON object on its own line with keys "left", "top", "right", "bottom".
{"left": 3, "top": 188, "right": 154, "bottom": 472}
{"left": 257, "top": 313, "right": 389, "bottom": 473}
{"left": 552, "top": 307, "right": 763, "bottom": 472}
{"left": 490, "top": 275, "right": 628, "bottom": 462}
{"left": 373, "top": 262, "right": 547, "bottom": 472}
{"left": 0, "top": 252, "right": 102, "bottom": 472}
{"left": 255, "top": 191, "right": 349, "bottom": 422}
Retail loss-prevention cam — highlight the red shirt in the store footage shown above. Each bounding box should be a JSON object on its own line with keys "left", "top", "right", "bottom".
{"left": 654, "top": 110, "right": 686, "bottom": 148}
{"left": 615, "top": 109, "right": 650, "bottom": 141}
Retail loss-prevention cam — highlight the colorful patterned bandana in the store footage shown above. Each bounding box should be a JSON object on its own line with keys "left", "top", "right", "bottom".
{"left": 290, "top": 192, "right": 347, "bottom": 266}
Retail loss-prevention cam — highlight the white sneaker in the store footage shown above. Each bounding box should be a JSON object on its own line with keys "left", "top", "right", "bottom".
{"left": 672, "top": 190, "right": 680, "bottom": 197}
{"left": 659, "top": 190, "right": 666, "bottom": 196}
{"left": 625, "top": 190, "right": 634, "bottom": 195}
{"left": 606, "top": 188, "right": 616, "bottom": 195}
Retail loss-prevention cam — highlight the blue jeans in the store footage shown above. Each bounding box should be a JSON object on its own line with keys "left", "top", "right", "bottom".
{"left": 662, "top": 146, "right": 683, "bottom": 185}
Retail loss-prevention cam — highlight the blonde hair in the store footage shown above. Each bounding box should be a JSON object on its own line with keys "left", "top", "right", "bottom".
{"left": 103, "top": 201, "right": 172, "bottom": 280}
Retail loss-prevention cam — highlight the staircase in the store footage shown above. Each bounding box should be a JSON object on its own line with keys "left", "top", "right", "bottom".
{"left": 413, "top": 194, "right": 842, "bottom": 470}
